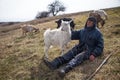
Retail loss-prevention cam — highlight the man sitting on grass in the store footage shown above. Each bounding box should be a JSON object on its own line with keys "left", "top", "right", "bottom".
{"left": 44, "top": 17, "right": 104, "bottom": 77}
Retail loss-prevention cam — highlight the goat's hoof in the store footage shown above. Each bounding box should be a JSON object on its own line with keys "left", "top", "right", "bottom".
{"left": 43, "top": 57, "right": 49, "bottom": 61}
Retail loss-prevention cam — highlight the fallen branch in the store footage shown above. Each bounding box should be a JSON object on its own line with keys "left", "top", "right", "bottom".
{"left": 87, "top": 50, "right": 119, "bottom": 80}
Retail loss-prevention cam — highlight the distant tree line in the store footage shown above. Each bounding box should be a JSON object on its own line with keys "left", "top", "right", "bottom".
{"left": 35, "top": 0, "right": 66, "bottom": 19}
{"left": 0, "top": 22, "right": 20, "bottom": 26}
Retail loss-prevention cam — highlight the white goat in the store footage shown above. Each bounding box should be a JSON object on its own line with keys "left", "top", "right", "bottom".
{"left": 44, "top": 20, "right": 72, "bottom": 59}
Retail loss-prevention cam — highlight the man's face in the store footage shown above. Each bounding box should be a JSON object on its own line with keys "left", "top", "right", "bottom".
{"left": 86, "top": 20, "right": 94, "bottom": 27}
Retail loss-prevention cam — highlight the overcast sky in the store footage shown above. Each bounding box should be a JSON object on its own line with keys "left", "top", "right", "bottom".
{"left": 0, "top": 0, "right": 120, "bottom": 22}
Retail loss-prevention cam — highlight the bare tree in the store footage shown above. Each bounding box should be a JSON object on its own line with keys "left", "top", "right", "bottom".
{"left": 48, "top": 0, "right": 66, "bottom": 16}
{"left": 35, "top": 11, "right": 50, "bottom": 19}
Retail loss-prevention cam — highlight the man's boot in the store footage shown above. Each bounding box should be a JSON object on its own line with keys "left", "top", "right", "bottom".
{"left": 57, "top": 52, "right": 86, "bottom": 77}
{"left": 57, "top": 65, "right": 72, "bottom": 77}
{"left": 43, "top": 57, "right": 63, "bottom": 70}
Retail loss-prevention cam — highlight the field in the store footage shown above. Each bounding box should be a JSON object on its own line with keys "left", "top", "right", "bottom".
{"left": 0, "top": 7, "right": 120, "bottom": 80}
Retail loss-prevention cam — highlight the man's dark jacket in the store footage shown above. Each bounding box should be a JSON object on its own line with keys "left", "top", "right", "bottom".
{"left": 71, "top": 17, "right": 104, "bottom": 57}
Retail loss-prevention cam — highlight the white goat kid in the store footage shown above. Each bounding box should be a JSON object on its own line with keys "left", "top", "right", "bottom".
{"left": 44, "top": 20, "right": 72, "bottom": 59}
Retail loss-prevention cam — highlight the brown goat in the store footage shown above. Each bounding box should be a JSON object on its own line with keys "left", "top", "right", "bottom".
{"left": 89, "top": 12, "right": 105, "bottom": 28}
{"left": 21, "top": 25, "right": 39, "bottom": 36}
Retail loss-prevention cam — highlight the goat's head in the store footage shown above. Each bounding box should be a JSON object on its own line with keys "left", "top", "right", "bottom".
{"left": 55, "top": 18, "right": 75, "bottom": 30}
{"left": 34, "top": 28, "right": 39, "bottom": 32}
{"left": 61, "top": 20, "right": 72, "bottom": 31}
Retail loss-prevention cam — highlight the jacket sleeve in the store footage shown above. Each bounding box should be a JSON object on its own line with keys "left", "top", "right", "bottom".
{"left": 71, "top": 30, "right": 80, "bottom": 40}
{"left": 92, "top": 33, "right": 104, "bottom": 57}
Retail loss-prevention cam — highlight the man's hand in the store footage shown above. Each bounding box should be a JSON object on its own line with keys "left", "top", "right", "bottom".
{"left": 89, "top": 55, "right": 95, "bottom": 61}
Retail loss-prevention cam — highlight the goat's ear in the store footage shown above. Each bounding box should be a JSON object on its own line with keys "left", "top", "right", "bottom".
{"left": 55, "top": 20, "right": 58, "bottom": 23}
{"left": 69, "top": 20, "right": 73, "bottom": 23}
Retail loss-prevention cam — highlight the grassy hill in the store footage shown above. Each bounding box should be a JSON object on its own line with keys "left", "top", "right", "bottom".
{"left": 0, "top": 7, "right": 120, "bottom": 80}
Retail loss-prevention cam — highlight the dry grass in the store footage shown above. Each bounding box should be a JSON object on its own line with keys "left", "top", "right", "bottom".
{"left": 0, "top": 7, "right": 120, "bottom": 80}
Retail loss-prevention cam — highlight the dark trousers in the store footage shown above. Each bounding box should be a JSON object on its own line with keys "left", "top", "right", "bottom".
{"left": 56, "top": 44, "right": 90, "bottom": 68}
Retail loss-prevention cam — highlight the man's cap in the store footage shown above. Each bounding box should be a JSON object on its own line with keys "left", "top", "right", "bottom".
{"left": 87, "top": 17, "right": 97, "bottom": 23}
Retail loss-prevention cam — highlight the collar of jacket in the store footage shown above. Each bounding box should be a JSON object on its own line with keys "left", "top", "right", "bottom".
{"left": 84, "top": 26, "right": 95, "bottom": 31}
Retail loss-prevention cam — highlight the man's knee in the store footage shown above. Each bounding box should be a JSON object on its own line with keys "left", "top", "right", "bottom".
{"left": 62, "top": 45, "right": 79, "bottom": 62}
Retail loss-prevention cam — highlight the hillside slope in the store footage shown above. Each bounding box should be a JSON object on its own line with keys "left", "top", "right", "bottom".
{"left": 0, "top": 7, "right": 120, "bottom": 80}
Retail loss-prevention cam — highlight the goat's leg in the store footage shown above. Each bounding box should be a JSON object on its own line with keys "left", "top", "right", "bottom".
{"left": 60, "top": 45, "right": 65, "bottom": 56}
{"left": 22, "top": 30, "right": 25, "bottom": 36}
{"left": 44, "top": 45, "right": 50, "bottom": 59}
